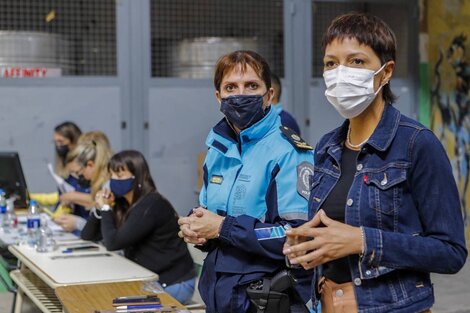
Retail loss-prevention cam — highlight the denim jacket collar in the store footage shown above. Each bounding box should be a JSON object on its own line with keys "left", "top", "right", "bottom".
{"left": 318, "top": 104, "right": 401, "bottom": 155}
{"left": 367, "top": 105, "right": 401, "bottom": 152}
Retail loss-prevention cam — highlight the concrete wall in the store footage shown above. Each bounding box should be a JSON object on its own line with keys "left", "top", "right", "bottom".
{"left": 0, "top": 0, "right": 419, "bottom": 218}
{"left": 0, "top": 84, "right": 122, "bottom": 193}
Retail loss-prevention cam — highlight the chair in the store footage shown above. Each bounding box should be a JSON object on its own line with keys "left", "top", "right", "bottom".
{"left": 0, "top": 253, "right": 17, "bottom": 313}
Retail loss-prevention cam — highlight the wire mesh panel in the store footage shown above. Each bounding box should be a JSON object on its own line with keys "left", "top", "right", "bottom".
{"left": 312, "top": 1, "right": 409, "bottom": 78}
{"left": 367, "top": 4, "right": 409, "bottom": 78}
{"left": 151, "top": 0, "right": 284, "bottom": 78}
{"left": 0, "top": 0, "right": 116, "bottom": 77}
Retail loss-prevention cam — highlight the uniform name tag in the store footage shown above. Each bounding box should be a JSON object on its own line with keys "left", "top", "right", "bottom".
{"left": 210, "top": 175, "right": 224, "bottom": 184}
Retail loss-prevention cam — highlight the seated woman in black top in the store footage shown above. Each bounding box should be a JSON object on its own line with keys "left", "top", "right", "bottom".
{"left": 81, "top": 150, "right": 196, "bottom": 304}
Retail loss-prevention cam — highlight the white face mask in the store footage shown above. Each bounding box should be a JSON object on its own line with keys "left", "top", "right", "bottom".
{"left": 323, "top": 63, "right": 387, "bottom": 119}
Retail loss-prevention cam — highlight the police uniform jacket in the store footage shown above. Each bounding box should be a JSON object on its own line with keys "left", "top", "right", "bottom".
{"left": 197, "top": 107, "right": 314, "bottom": 313}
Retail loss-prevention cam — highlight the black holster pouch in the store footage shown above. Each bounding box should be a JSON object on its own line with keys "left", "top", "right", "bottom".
{"left": 246, "top": 270, "right": 306, "bottom": 313}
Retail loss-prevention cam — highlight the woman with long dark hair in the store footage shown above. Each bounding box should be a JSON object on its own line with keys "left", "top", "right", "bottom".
{"left": 81, "top": 150, "right": 196, "bottom": 304}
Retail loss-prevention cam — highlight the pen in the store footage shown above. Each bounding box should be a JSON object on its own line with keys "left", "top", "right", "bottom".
{"left": 115, "top": 307, "right": 177, "bottom": 313}
{"left": 50, "top": 253, "right": 111, "bottom": 260}
{"left": 62, "top": 245, "right": 99, "bottom": 253}
{"left": 116, "top": 296, "right": 152, "bottom": 300}
{"left": 115, "top": 309, "right": 161, "bottom": 313}
{"left": 116, "top": 304, "right": 163, "bottom": 312}
{"left": 115, "top": 304, "right": 162, "bottom": 310}
{"left": 115, "top": 295, "right": 155, "bottom": 300}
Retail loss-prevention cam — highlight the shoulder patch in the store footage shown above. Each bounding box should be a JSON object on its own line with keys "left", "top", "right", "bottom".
{"left": 297, "top": 161, "right": 314, "bottom": 200}
{"left": 280, "top": 126, "right": 313, "bottom": 150}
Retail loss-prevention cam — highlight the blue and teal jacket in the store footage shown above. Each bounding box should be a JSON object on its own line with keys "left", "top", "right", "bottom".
{"left": 197, "top": 107, "right": 314, "bottom": 313}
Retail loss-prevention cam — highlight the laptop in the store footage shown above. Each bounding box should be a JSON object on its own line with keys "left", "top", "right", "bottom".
{"left": 0, "top": 152, "right": 29, "bottom": 208}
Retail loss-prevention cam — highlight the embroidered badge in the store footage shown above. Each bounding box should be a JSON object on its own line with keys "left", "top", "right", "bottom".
{"left": 297, "top": 161, "right": 314, "bottom": 200}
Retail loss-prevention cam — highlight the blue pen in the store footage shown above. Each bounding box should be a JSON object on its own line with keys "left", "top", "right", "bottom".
{"left": 115, "top": 309, "right": 161, "bottom": 313}
{"left": 115, "top": 304, "right": 162, "bottom": 310}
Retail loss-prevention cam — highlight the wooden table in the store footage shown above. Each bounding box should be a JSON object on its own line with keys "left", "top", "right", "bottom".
{"left": 9, "top": 242, "right": 159, "bottom": 313}
{"left": 55, "top": 281, "right": 185, "bottom": 313}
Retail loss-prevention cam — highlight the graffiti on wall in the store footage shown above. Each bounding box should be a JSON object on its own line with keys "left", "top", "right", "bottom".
{"left": 429, "top": 0, "right": 470, "bottom": 243}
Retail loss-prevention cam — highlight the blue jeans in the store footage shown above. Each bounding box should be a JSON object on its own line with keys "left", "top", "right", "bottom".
{"left": 164, "top": 277, "right": 196, "bottom": 305}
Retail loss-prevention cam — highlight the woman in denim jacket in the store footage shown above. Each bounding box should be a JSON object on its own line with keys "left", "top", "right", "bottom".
{"left": 283, "top": 13, "right": 467, "bottom": 313}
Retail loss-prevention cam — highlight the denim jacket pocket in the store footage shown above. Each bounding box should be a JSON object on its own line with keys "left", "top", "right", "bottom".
{"left": 366, "top": 166, "right": 407, "bottom": 230}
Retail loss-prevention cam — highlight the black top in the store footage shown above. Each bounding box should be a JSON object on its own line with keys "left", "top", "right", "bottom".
{"left": 81, "top": 192, "right": 195, "bottom": 285}
{"left": 322, "top": 147, "right": 359, "bottom": 284}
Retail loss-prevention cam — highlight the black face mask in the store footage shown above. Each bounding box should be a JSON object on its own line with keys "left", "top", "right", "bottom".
{"left": 77, "top": 175, "right": 91, "bottom": 189}
{"left": 220, "top": 93, "right": 268, "bottom": 130}
{"left": 56, "top": 145, "right": 69, "bottom": 158}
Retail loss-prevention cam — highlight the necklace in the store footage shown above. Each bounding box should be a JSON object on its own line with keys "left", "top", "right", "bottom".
{"left": 346, "top": 126, "right": 369, "bottom": 149}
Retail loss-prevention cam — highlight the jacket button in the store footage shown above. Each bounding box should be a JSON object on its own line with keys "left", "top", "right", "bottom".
{"left": 335, "top": 289, "right": 344, "bottom": 297}
{"left": 366, "top": 270, "right": 371, "bottom": 276}
{"left": 346, "top": 199, "right": 353, "bottom": 206}
{"left": 356, "top": 164, "right": 363, "bottom": 171}
{"left": 354, "top": 278, "right": 362, "bottom": 286}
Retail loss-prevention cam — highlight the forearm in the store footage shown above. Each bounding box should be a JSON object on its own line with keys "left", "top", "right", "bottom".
{"left": 100, "top": 211, "right": 154, "bottom": 251}
{"left": 67, "top": 192, "right": 94, "bottom": 208}
{"left": 219, "top": 215, "right": 305, "bottom": 260}
{"left": 361, "top": 227, "right": 467, "bottom": 275}
{"left": 100, "top": 212, "right": 123, "bottom": 250}
{"left": 80, "top": 215, "right": 102, "bottom": 241}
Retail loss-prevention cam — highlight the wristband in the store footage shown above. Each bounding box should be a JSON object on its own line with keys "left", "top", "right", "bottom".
{"left": 101, "top": 204, "right": 112, "bottom": 212}
{"left": 90, "top": 207, "right": 102, "bottom": 219}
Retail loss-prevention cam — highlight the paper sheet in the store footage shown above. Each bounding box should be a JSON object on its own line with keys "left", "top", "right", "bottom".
{"left": 47, "top": 163, "right": 75, "bottom": 193}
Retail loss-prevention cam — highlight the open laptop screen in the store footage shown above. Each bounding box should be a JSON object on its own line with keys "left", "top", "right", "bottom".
{"left": 0, "top": 152, "right": 29, "bottom": 208}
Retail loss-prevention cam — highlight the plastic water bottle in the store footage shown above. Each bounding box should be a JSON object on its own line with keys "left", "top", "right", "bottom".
{"left": 36, "top": 216, "right": 55, "bottom": 253}
{"left": 27, "top": 200, "right": 41, "bottom": 247}
{"left": 0, "top": 188, "right": 6, "bottom": 228}
{"left": 2, "top": 198, "right": 17, "bottom": 230}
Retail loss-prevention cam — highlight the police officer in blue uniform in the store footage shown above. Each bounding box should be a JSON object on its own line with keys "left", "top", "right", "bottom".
{"left": 179, "top": 50, "right": 314, "bottom": 313}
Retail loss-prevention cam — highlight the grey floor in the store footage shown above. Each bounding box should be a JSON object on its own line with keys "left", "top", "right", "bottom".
{"left": 0, "top": 260, "right": 469, "bottom": 313}
{"left": 431, "top": 259, "right": 470, "bottom": 313}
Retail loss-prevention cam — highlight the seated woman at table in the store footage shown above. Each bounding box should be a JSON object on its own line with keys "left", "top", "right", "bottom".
{"left": 54, "top": 131, "right": 113, "bottom": 232}
{"left": 30, "top": 122, "right": 93, "bottom": 233}
{"left": 81, "top": 150, "right": 196, "bottom": 304}
{"left": 30, "top": 121, "right": 84, "bottom": 208}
